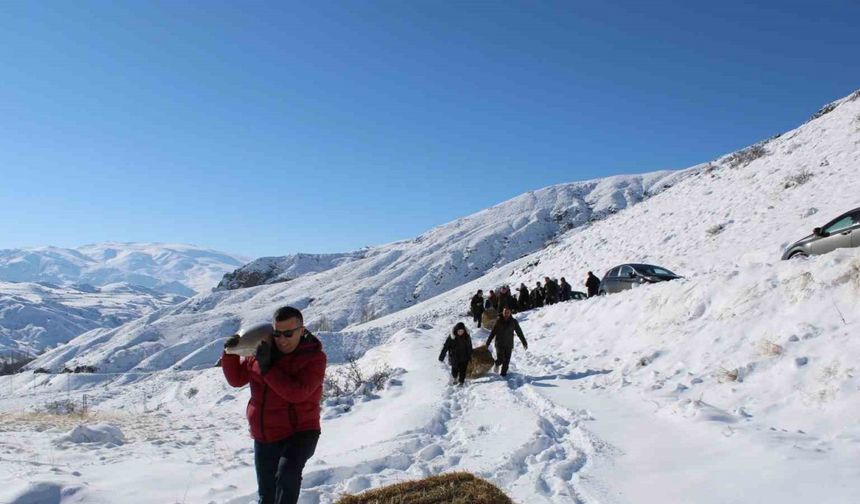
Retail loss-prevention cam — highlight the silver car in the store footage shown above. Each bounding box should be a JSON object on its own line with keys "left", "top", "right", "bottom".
{"left": 598, "top": 264, "right": 681, "bottom": 295}
{"left": 782, "top": 207, "right": 860, "bottom": 260}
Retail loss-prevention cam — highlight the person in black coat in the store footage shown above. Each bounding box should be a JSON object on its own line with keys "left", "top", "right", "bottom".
{"left": 544, "top": 277, "right": 559, "bottom": 305}
{"left": 532, "top": 282, "right": 545, "bottom": 307}
{"left": 485, "top": 290, "right": 498, "bottom": 310}
{"left": 485, "top": 307, "right": 528, "bottom": 377}
{"left": 586, "top": 272, "right": 601, "bottom": 298}
{"left": 559, "top": 277, "right": 572, "bottom": 302}
{"left": 497, "top": 285, "right": 516, "bottom": 313}
{"left": 516, "top": 283, "right": 531, "bottom": 311}
{"left": 470, "top": 290, "right": 484, "bottom": 327}
{"left": 438, "top": 322, "right": 474, "bottom": 386}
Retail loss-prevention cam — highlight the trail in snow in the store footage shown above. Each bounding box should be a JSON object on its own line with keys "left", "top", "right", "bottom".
{"left": 291, "top": 321, "right": 614, "bottom": 504}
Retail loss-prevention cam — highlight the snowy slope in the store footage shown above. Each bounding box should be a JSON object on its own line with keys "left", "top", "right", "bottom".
{"left": 0, "top": 281, "right": 185, "bottom": 356}
{"left": 1, "top": 90, "right": 859, "bottom": 504}
{"left": 0, "top": 242, "right": 248, "bottom": 296}
{"left": 214, "top": 172, "right": 684, "bottom": 293}
{"left": 25, "top": 171, "right": 688, "bottom": 374}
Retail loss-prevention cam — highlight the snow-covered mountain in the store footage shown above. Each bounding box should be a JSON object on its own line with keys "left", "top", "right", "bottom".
{"left": 3, "top": 89, "right": 859, "bottom": 504}
{"left": 0, "top": 281, "right": 185, "bottom": 356}
{"left": 24, "top": 171, "right": 691, "bottom": 373}
{"left": 215, "top": 252, "right": 366, "bottom": 290}
{"left": 214, "top": 173, "right": 686, "bottom": 293}
{"left": 0, "top": 242, "right": 248, "bottom": 297}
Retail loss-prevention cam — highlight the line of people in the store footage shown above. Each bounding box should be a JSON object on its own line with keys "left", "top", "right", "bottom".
{"left": 469, "top": 272, "right": 603, "bottom": 327}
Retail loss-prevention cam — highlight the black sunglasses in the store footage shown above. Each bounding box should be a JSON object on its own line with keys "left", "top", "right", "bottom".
{"left": 273, "top": 327, "right": 303, "bottom": 338}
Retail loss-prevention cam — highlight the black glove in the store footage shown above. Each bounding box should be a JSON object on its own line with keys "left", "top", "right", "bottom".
{"left": 224, "top": 334, "right": 240, "bottom": 349}
{"left": 524, "top": 342, "right": 529, "bottom": 350}
{"left": 255, "top": 341, "right": 272, "bottom": 375}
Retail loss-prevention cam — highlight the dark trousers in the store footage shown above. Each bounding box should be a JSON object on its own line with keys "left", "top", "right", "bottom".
{"left": 254, "top": 430, "right": 320, "bottom": 504}
{"left": 495, "top": 345, "right": 512, "bottom": 376}
{"left": 450, "top": 361, "right": 468, "bottom": 384}
{"left": 472, "top": 309, "right": 483, "bottom": 327}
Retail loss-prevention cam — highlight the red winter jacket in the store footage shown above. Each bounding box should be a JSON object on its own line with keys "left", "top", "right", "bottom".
{"left": 222, "top": 332, "right": 326, "bottom": 442}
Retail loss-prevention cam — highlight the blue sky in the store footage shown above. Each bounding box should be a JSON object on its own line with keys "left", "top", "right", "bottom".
{"left": 1, "top": 1, "right": 858, "bottom": 258}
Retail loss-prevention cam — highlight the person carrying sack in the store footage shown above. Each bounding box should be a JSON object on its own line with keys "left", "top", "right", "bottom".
{"left": 439, "top": 322, "right": 474, "bottom": 386}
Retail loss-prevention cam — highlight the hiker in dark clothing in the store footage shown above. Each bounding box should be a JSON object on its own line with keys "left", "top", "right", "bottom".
{"left": 485, "top": 290, "right": 498, "bottom": 310}
{"left": 586, "top": 272, "right": 601, "bottom": 298}
{"left": 439, "top": 322, "right": 474, "bottom": 386}
{"left": 516, "top": 283, "right": 531, "bottom": 311}
{"left": 485, "top": 307, "right": 528, "bottom": 377}
{"left": 532, "top": 282, "right": 545, "bottom": 308}
{"left": 559, "top": 278, "right": 572, "bottom": 302}
{"left": 222, "top": 306, "right": 325, "bottom": 504}
{"left": 497, "top": 285, "right": 516, "bottom": 313}
{"left": 544, "top": 277, "right": 559, "bottom": 305}
{"left": 470, "top": 290, "right": 484, "bottom": 328}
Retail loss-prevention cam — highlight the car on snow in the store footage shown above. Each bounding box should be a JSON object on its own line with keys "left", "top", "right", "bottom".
{"left": 781, "top": 207, "right": 860, "bottom": 260}
{"left": 598, "top": 264, "right": 682, "bottom": 295}
{"left": 569, "top": 291, "right": 588, "bottom": 301}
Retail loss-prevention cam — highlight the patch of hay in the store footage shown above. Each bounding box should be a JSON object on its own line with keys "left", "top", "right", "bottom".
{"left": 335, "top": 472, "right": 514, "bottom": 504}
{"left": 481, "top": 308, "right": 498, "bottom": 331}
{"left": 467, "top": 345, "right": 495, "bottom": 378}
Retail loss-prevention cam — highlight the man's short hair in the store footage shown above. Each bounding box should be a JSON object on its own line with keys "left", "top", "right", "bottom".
{"left": 273, "top": 306, "right": 303, "bottom": 325}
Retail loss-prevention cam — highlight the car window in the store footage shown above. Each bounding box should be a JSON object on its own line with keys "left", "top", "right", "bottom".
{"left": 619, "top": 265, "right": 634, "bottom": 277}
{"left": 637, "top": 265, "right": 675, "bottom": 276}
{"left": 606, "top": 267, "right": 619, "bottom": 278}
{"left": 824, "top": 215, "right": 855, "bottom": 234}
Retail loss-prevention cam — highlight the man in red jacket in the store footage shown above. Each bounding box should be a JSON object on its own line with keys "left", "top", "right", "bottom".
{"left": 222, "top": 306, "right": 326, "bottom": 504}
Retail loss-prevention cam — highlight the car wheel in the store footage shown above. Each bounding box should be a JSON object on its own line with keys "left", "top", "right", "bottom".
{"left": 789, "top": 251, "right": 808, "bottom": 260}
{"left": 598, "top": 290, "right": 606, "bottom": 296}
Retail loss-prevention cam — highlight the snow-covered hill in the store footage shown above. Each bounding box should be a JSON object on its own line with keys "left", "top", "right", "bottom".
{"left": 0, "top": 242, "right": 248, "bottom": 297}
{"left": 2, "top": 89, "right": 859, "bottom": 504}
{"left": 214, "top": 172, "right": 686, "bottom": 294}
{"left": 0, "top": 281, "right": 185, "bottom": 356}
{"left": 25, "top": 171, "right": 690, "bottom": 374}
{"left": 215, "top": 252, "right": 366, "bottom": 291}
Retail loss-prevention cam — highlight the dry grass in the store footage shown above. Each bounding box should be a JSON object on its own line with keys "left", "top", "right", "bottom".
{"left": 0, "top": 410, "right": 96, "bottom": 431}
{"left": 759, "top": 340, "right": 784, "bottom": 357}
{"left": 335, "top": 472, "right": 514, "bottom": 504}
{"left": 718, "top": 367, "right": 739, "bottom": 383}
{"left": 783, "top": 169, "right": 814, "bottom": 189}
{"left": 725, "top": 144, "right": 767, "bottom": 168}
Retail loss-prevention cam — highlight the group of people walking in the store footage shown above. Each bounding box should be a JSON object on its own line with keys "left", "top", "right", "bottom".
{"left": 439, "top": 306, "right": 528, "bottom": 385}
{"left": 469, "top": 272, "right": 603, "bottom": 327}
{"left": 220, "top": 272, "right": 607, "bottom": 502}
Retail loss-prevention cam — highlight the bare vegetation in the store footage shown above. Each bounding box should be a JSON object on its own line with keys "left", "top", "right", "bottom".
{"left": 725, "top": 144, "right": 768, "bottom": 169}
{"left": 718, "top": 367, "right": 739, "bottom": 383}
{"left": 323, "top": 354, "right": 394, "bottom": 400}
{"left": 43, "top": 398, "right": 87, "bottom": 417}
{"left": 783, "top": 169, "right": 814, "bottom": 189}
{"left": 808, "top": 102, "right": 837, "bottom": 122}
{"left": 759, "top": 340, "right": 784, "bottom": 357}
